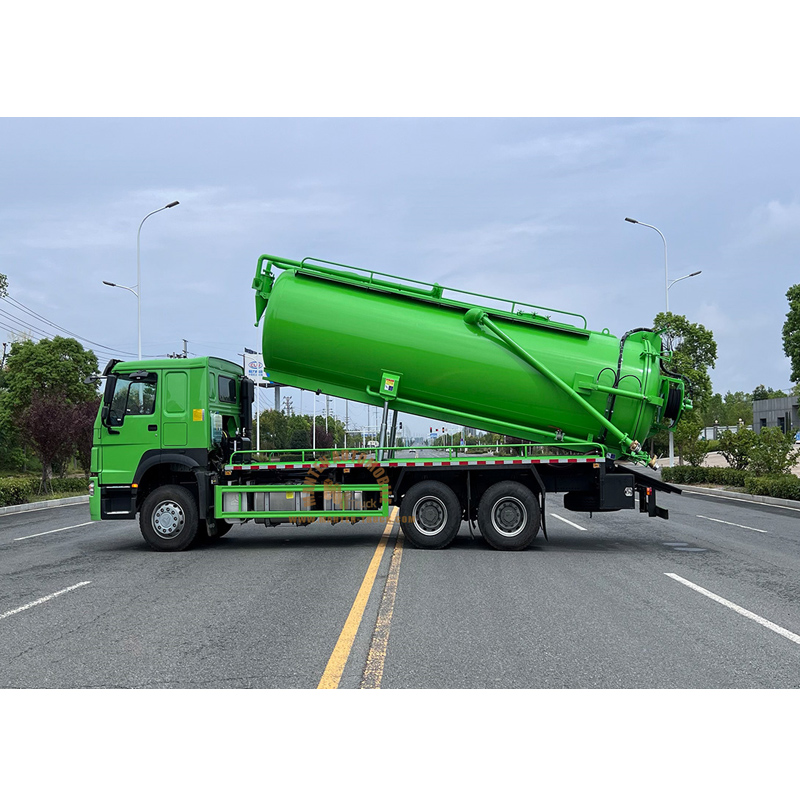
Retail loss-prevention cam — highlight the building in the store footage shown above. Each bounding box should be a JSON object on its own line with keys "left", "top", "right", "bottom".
{"left": 752, "top": 396, "right": 799, "bottom": 434}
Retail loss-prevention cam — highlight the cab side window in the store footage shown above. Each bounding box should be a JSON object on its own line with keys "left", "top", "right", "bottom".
{"left": 218, "top": 375, "right": 237, "bottom": 404}
{"left": 109, "top": 374, "right": 157, "bottom": 425}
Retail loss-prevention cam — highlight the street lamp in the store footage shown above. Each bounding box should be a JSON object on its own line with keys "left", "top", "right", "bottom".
{"left": 625, "top": 217, "right": 702, "bottom": 468}
{"left": 102, "top": 280, "right": 138, "bottom": 298}
{"left": 136, "top": 201, "right": 180, "bottom": 360}
{"left": 101, "top": 281, "right": 139, "bottom": 356}
{"left": 668, "top": 271, "right": 702, "bottom": 293}
{"left": 624, "top": 217, "right": 670, "bottom": 310}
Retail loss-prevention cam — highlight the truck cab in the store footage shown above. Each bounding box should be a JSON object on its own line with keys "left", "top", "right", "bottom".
{"left": 89, "top": 357, "right": 253, "bottom": 546}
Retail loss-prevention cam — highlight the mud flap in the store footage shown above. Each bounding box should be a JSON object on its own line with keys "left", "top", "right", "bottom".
{"left": 638, "top": 486, "right": 669, "bottom": 519}
{"left": 530, "top": 466, "right": 547, "bottom": 540}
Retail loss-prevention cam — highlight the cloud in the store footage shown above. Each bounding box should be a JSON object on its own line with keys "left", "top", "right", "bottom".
{"left": 492, "top": 120, "right": 666, "bottom": 167}
{"left": 423, "top": 218, "right": 565, "bottom": 265}
{"left": 0, "top": 184, "right": 353, "bottom": 254}
{"left": 738, "top": 199, "right": 800, "bottom": 247}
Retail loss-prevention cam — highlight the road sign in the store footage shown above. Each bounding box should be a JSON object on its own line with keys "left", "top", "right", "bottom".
{"left": 246, "top": 357, "right": 265, "bottom": 382}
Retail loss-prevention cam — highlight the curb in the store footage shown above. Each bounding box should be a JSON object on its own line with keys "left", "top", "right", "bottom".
{"left": 670, "top": 484, "right": 800, "bottom": 512}
{"left": 0, "top": 495, "right": 90, "bottom": 516}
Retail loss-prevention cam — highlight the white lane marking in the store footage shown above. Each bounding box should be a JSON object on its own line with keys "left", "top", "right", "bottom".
{"left": 665, "top": 573, "right": 800, "bottom": 645}
{"left": 684, "top": 490, "right": 800, "bottom": 512}
{"left": 696, "top": 515, "right": 767, "bottom": 533}
{"left": 550, "top": 513, "right": 587, "bottom": 531}
{"left": 0, "top": 582, "right": 92, "bottom": 622}
{"left": 14, "top": 521, "right": 96, "bottom": 541}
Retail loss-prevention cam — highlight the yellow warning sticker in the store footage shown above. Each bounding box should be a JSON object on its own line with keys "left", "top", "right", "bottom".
{"left": 193, "top": 409, "right": 205, "bottom": 421}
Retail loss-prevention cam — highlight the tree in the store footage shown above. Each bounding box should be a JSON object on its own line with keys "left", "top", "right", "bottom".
{"left": 313, "top": 423, "right": 334, "bottom": 450}
{"left": 653, "top": 312, "right": 717, "bottom": 411}
{"left": 652, "top": 312, "right": 717, "bottom": 463}
{"left": 701, "top": 391, "right": 754, "bottom": 429}
{"left": 783, "top": 284, "right": 800, "bottom": 384}
{"left": 0, "top": 337, "right": 99, "bottom": 476}
{"left": 1, "top": 336, "right": 99, "bottom": 417}
{"left": 752, "top": 384, "right": 787, "bottom": 401}
{"left": 74, "top": 398, "right": 101, "bottom": 477}
{"left": 257, "top": 408, "right": 290, "bottom": 450}
{"left": 21, "top": 392, "right": 79, "bottom": 489}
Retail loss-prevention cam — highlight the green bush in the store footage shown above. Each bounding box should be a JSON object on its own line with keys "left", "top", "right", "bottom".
{"left": 0, "top": 477, "right": 40, "bottom": 507}
{"left": 661, "top": 465, "right": 747, "bottom": 486}
{"left": 683, "top": 437, "right": 710, "bottom": 467}
{"left": 744, "top": 474, "right": 800, "bottom": 501}
{"left": 0, "top": 475, "right": 89, "bottom": 507}
{"left": 717, "top": 428, "right": 758, "bottom": 470}
{"left": 49, "top": 477, "right": 90, "bottom": 494}
{"left": 747, "top": 427, "right": 800, "bottom": 476}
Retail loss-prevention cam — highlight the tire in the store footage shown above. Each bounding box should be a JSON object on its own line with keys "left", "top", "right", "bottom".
{"left": 477, "top": 481, "right": 541, "bottom": 551}
{"left": 399, "top": 480, "right": 462, "bottom": 549}
{"left": 140, "top": 485, "right": 199, "bottom": 552}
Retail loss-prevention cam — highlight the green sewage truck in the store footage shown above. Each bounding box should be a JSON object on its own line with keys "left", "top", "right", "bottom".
{"left": 90, "top": 253, "right": 691, "bottom": 552}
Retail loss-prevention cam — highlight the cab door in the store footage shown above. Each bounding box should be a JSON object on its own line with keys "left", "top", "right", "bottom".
{"left": 99, "top": 370, "right": 160, "bottom": 485}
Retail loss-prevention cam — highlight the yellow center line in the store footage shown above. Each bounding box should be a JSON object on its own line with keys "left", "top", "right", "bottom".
{"left": 317, "top": 507, "right": 399, "bottom": 689}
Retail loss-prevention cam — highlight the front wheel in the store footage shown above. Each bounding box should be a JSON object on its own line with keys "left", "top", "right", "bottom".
{"left": 477, "top": 481, "right": 541, "bottom": 551}
{"left": 140, "top": 485, "right": 199, "bottom": 551}
{"left": 399, "top": 480, "right": 462, "bottom": 549}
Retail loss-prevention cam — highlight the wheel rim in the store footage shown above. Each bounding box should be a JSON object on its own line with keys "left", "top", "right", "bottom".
{"left": 152, "top": 500, "right": 186, "bottom": 539}
{"left": 491, "top": 497, "right": 527, "bottom": 537}
{"left": 411, "top": 496, "right": 447, "bottom": 536}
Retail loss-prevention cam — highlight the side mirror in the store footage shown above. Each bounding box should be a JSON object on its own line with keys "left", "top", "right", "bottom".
{"left": 240, "top": 377, "right": 255, "bottom": 438}
{"left": 101, "top": 375, "right": 119, "bottom": 435}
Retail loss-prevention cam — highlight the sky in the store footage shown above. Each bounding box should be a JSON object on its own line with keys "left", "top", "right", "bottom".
{"left": 2, "top": 117, "right": 799, "bottom": 438}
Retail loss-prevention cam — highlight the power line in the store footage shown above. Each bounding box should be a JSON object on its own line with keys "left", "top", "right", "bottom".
{"left": 0, "top": 295, "right": 160, "bottom": 359}
{"left": 4, "top": 295, "right": 140, "bottom": 356}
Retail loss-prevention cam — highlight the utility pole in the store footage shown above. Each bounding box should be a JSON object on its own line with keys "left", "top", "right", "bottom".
{"left": 182, "top": 339, "right": 188, "bottom": 358}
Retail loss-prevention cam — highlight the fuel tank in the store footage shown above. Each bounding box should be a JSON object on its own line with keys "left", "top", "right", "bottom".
{"left": 253, "top": 255, "right": 689, "bottom": 462}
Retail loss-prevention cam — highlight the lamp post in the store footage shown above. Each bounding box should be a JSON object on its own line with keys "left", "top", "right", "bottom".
{"left": 102, "top": 280, "right": 139, "bottom": 357}
{"left": 625, "top": 218, "right": 702, "bottom": 468}
{"left": 136, "top": 201, "right": 180, "bottom": 360}
{"left": 625, "top": 217, "right": 669, "bottom": 310}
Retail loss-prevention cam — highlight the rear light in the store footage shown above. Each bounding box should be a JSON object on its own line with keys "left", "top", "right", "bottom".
{"left": 88, "top": 481, "right": 95, "bottom": 497}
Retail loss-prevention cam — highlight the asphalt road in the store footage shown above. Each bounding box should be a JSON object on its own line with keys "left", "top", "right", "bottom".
{"left": 2, "top": 488, "right": 800, "bottom": 689}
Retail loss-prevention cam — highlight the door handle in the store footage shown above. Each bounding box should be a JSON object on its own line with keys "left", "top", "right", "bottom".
{"left": 148, "top": 424, "right": 158, "bottom": 431}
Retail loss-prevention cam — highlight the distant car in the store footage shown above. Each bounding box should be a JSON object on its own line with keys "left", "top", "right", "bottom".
{"left": 795, "top": 432, "right": 800, "bottom": 443}
{"left": 408, "top": 449, "right": 417, "bottom": 457}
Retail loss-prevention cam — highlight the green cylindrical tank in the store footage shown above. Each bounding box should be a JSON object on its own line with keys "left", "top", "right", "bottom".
{"left": 253, "top": 255, "right": 689, "bottom": 463}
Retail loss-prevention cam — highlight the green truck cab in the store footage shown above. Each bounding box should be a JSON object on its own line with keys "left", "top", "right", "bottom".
{"left": 89, "top": 356, "right": 253, "bottom": 549}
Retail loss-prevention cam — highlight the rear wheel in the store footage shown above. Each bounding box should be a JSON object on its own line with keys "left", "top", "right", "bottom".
{"left": 399, "top": 480, "right": 462, "bottom": 549}
{"left": 140, "top": 485, "right": 199, "bottom": 551}
{"left": 477, "top": 481, "right": 540, "bottom": 551}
